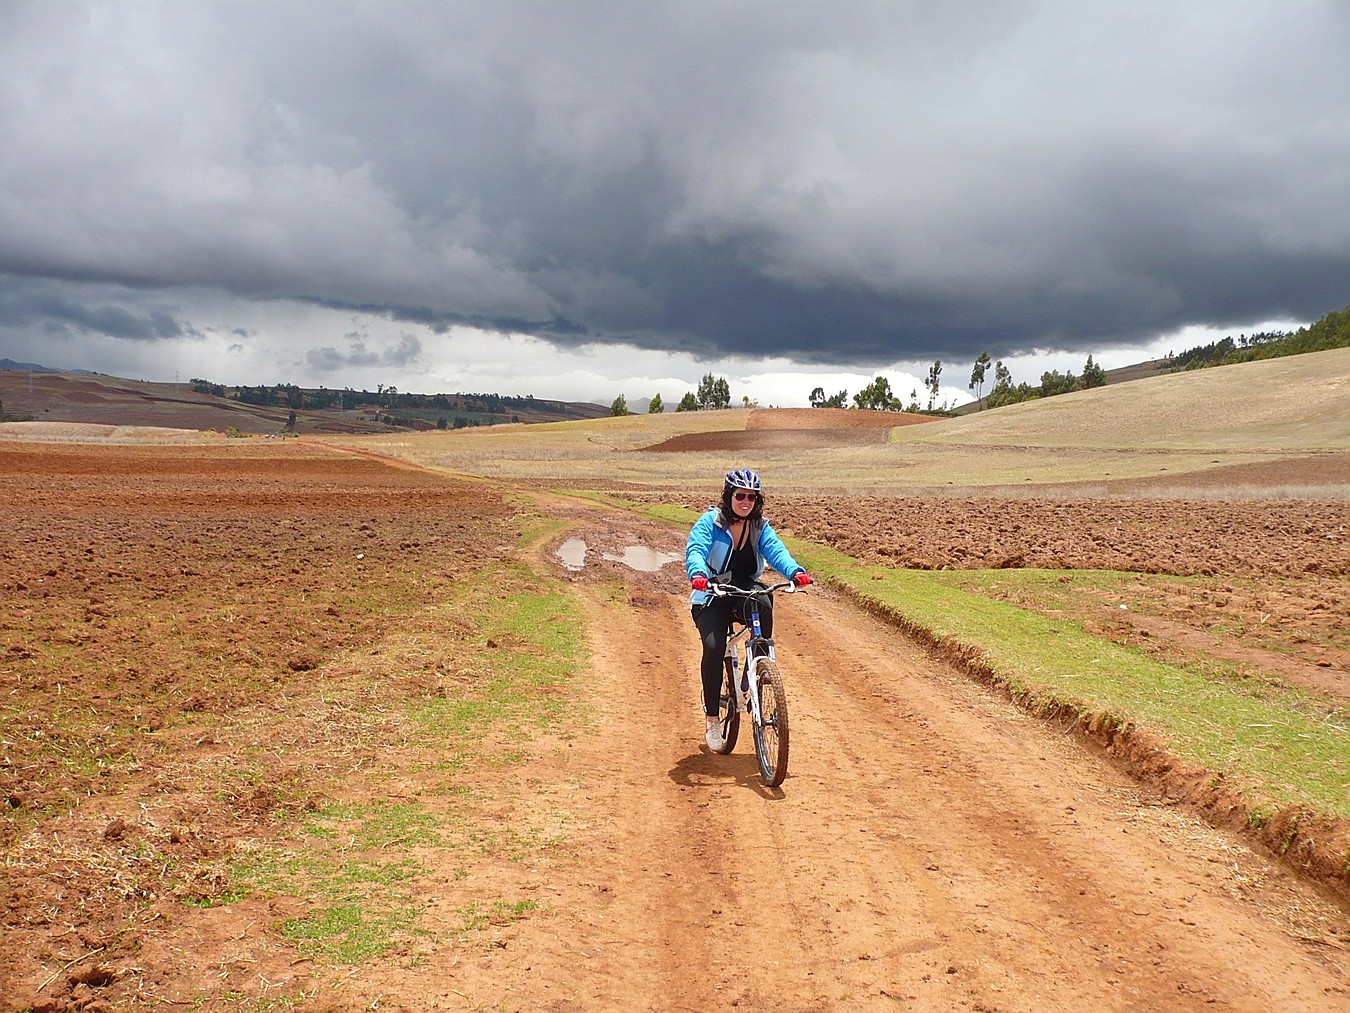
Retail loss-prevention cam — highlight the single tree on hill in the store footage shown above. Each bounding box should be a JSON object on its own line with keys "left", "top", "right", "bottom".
{"left": 648, "top": 393, "right": 665, "bottom": 414}
{"left": 610, "top": 394, "right": 630, "bottom": 416}
{"left": 969, "top": 352, "right": 990, "bottom": 408}
{"left": 853, "top": 376, "right": 902, "bottom": 411}
{"left": 676, "top": 392, "right": 699, "bottom": 412}
{"left": 696, "top": 373, "right": 731, "bottom": 410}
{"left": 925, "top": 360, "right": 943, "bottom": 411}
{"left": 1080, "top": 354, "right": 1106, "bottom": 389}
{"left": 809, "top": 386, "right": 849, "bottom": 408}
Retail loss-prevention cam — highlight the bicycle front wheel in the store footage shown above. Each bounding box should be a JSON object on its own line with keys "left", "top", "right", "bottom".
{"left": 751, "top": 658, "right": 789, "bottom": 786}
{"left": 717, "top": 657, "right": 740, "bottom": 754}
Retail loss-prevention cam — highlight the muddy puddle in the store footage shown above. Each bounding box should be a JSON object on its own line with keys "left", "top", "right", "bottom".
{"left": 556, "top": 538, "right": 679, "bottom": 573}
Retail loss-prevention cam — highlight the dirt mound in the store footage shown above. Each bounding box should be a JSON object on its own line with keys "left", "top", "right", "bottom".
{"left": 643, "top": 407, "right": 933, "bottom": 451}
{"left": 772, "top": 494, "right": 1350, "bottom": 579}
{"left": 643, "top": 427, "right": 890, "bottom": 452}
{"left": 745, "top": 407, "right": 931, "bottom": 429}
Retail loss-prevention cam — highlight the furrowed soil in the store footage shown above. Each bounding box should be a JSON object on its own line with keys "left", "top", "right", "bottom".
{"left": 3, "top": 439, "right": 1349, "bottom": 1011}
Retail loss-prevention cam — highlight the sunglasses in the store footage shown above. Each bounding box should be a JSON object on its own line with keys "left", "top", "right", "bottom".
{"left": 732, "top": 491, "right": 759, "bottom": 502}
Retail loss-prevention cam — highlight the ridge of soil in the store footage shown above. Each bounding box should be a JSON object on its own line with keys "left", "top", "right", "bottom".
{"left": 744, "top": 406, "right": 934, "bottom": 429}
{"left": 642, "top": 407, "right": 934, "bottom": 451}
{"left": 766, "top": 494, "right": 1349, "bottom": 579}
{"left": 643, "top": 427, "right": 891, "bottom": 451}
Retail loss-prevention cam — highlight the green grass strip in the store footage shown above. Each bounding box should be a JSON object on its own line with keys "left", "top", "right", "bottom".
{"left": 799, "top": 548, "right": 1349, "bottom": 819}
{"left": 407, "top": 559, "right": 584, "bottom": 742}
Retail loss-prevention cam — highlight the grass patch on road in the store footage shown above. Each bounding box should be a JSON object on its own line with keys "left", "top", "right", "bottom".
{"left": 213, "top": 551, "right": 589, "bottom": 966}
{"left": 407, "top": 562, "right": 583, "bottom": 744}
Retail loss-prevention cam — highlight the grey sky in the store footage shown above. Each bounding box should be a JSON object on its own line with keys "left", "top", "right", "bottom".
{"left": 1, "top": 2, "right": 1345, "bottom": 405}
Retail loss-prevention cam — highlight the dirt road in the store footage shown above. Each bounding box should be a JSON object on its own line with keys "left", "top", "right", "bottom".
{"left": 396, "top": 498, "right": 1350, "bottom": 1012}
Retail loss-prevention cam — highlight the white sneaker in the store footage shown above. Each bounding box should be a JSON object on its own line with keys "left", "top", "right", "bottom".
{"left": 705, "top": 720, "right": 724, "bottom": 752}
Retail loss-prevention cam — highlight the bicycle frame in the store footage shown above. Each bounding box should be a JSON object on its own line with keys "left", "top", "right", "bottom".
{"left": 720, "top": 586, "right": 780, "bottom": 726}
{"left": 707, "top": 579, "right": 800, "bottom": 787}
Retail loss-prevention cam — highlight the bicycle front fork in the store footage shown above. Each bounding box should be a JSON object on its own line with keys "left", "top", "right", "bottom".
{"left": 726, "top": 638, "right": 775, "bottom": 720}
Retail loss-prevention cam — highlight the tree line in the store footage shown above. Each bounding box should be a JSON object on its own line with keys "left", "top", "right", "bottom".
{"left": 965, "top": 352, "right": 1106, "bottom": 410}
{"left": 612, "top": 365, "right": 959, "bottom": 416}
{"left": 610, "top": 373, "right": 731, "bottom": 415}
{"left": 191, "top": 379, "right": 583, "bottom": 418}
{"left": 810, "top": 360, "right": 951, "bottom": 412}
{"left": 1166, "top": 303, "right": 1350, "bottom": 371}
{"left": 596, "top": 301, "right": 1350, "bottom": 418}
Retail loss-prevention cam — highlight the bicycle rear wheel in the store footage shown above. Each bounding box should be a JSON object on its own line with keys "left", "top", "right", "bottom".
{"left": 751, "top": 658, "right": 789, "bottom": 786}
{"left": 717, "top": 657, "right": 740, "bottom": 754}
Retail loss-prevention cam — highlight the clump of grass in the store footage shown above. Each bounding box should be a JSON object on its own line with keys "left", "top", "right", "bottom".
{"left": 456, "top": 898, "right": 538, "bottom": 935}
{"left": 301, "top": 800, "right": 443, "bottom": 849}
{"left": 281, "top": 903, "right": 424, "bottom": 962}
{"left": 406, "top": 559, "right": 585, "bottom": 744}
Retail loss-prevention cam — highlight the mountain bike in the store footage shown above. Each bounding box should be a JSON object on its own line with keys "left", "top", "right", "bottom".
{"left": 707, "top": 580, "right": 802, "bottom": 787}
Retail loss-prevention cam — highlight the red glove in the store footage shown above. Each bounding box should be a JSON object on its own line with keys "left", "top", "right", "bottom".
{"left": 691, "top": 575, "right": 709, "bottom": 591}
{"left": 792, "top": 571, "right": 812, "bottom": 587}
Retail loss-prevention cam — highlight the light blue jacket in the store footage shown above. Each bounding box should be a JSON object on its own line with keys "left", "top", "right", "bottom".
{"left": 685, "top": 507, "right": 804, "bottom": 606}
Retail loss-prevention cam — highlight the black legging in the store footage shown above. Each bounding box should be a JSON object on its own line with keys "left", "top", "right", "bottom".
{"left": 691, "top": 593, "right": 774, "bottom": 717}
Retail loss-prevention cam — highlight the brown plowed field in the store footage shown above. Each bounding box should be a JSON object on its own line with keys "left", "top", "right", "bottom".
{"left": 772, "top": 493, "right": 1349, "bottom": 578}
{"left": 645, "top": 407, "right": 934, "bottom": 451}
{"left": 2, "top": 439, "right": 1348, "bottom": 1010}
{"left": 743, "top": 407, "right": 934, "bottom": 429}
{"left": 646, "top": 428, "right": 892, "bottom": 451}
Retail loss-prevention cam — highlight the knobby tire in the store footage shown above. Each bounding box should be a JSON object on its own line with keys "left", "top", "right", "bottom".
{"left": 717, "top": 657, "right": 740, "bottom": 754}
{"left": 751, "top": 658, "right": 789, "bottom": 786}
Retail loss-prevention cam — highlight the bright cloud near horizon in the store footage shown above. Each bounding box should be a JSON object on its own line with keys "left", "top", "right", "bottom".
{"left": 0, "top": 2, "right": 1345, "bottom": 408}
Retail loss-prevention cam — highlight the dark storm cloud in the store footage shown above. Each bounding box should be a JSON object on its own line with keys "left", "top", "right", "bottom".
{"left": 0, "top": 275, "right": 189, "bottom": 342}
{"left": 1, "top": 2, "right": 1348, "bottom": 367}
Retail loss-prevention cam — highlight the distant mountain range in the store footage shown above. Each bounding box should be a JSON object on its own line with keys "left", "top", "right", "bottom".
{"left": 0, "top": 365, "right": 608, "bottom": 434}
{"left": 0, "top": 358, "right": 97, "bottom": 374}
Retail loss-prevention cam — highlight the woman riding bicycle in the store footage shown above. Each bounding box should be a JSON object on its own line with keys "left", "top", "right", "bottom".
{"left": 686, "top": 468, "right": 811, "bottom": 751}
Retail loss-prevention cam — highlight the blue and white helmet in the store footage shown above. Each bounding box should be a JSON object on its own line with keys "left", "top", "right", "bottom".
{"left": 724, "top": 468, "right": 762, "bottom": 493}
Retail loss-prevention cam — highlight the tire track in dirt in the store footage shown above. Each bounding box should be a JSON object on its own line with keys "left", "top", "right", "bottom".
{"left": 773, "top": 587, "right": 1349, "bottom": 1009}
{"left": 460, "top": 499, "right": 1350, "bottom": 1012}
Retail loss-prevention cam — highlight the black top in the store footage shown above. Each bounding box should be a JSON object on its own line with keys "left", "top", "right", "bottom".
{"left": 729, "top": 537, "right": 756, "bottom": 586}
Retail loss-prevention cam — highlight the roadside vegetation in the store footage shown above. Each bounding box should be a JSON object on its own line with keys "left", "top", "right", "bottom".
{"left": 211, "top": 547, "right": 588, "bottom": 966}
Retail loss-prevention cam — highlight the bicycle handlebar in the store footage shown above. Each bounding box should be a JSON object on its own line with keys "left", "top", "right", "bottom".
{"left": 706, "top": 580, "right": 802, "bottom": 597}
